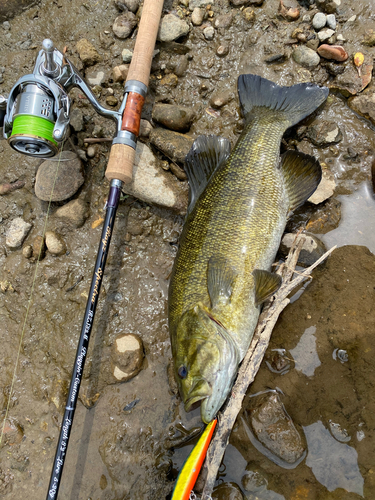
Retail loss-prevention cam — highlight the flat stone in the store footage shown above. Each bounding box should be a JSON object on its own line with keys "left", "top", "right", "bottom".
{"left": 308, "top": 169, "right": 336, "bottom": 204}
{"left": 191, "top": 7, "right": 204, "bottom": 26}
{"left": 157, "top": 14, "right": 189, "bottom": 42}
{"left": 112, "top": 12, "right": 137, "bottom": 39}
{"left": 121, "top": 142, "right": 188, "bottom": 213}
{"left": 45, "top": 231, "right": 66, "bottom": 256}
{"left": 280, "top": 233, "right": 327, "bottom": 267}
{"left": 329, "top": 54, "right": 373, "bottom": 95}
{"left": 76, "top": 38, "right": 101, "bottom": 66}
{"left": 312, "top": 12, "right": 326, "bottom": 30}
{"left": 6, "top": 217, "right": 32, "bottom": 249}
{"left": 306, "top": 120, "right": 342, "bottom": 147}
{"left": 149, "top": 127, "right": 194, "bottom": 164}
{"left": 214, "top": 13, "right": 233, "bottom": 29}
{"left": 349, "top": 89, "right": 375, "bottom": 125}
{"left": 35, "top": 151, "right": 85, "bottom": 202}
{"left": 111, "top": 333, "right": 144, "bottom": 383}
{"left": 152, "top": 103, "right": 195, "bottom": 133}
{"left": 317, "top": 44, "right": 348, "bottom": 62}
{"left": 306, "top": 198, "right": 341, "bottom": 234}
{"left": 54, "top": 199, "right": 90, "bottom": 229}
{"left": 112, "top": 64, "right": 129, "bottom": 82}
{"left": 293, "top": 46, "right": 320, "bottom": 68}
{"left": 86, "top": 67, "right": 106, "bottom": 86}
{"left": 318, "top": 28, "right": 335, "bottom": 42}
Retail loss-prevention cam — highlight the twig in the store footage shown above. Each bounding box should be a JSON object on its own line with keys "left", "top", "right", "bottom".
{"left": 0, "top": 179, "right": 25, "bottom": 195}
{"left": 83, "top": 138, "right": 112, "bottom": 143}
{"left": 199, "top": 234, "right": 336, "bottom": 499}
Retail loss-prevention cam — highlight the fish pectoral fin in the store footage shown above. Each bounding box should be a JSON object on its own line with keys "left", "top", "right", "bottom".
{"left": 253, "top": 269, "right": 282, "bottom": 306}
{"left": 185, "top": 135, "right": 231, "bottom": 214}
{"left": 207, "top": 255, "right": 237, "bottom": 309}
{"left": 280, "top": 150, "right": 322, "bottom": 214}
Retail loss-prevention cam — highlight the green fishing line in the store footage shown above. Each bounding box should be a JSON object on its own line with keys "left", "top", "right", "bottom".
{"left": 11, "top": 115, "right": 58, "bottom": 145}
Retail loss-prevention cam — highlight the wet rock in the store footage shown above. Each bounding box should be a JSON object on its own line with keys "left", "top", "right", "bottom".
{"left": 152, "top": 103, "right": 195, "bottom": 133}
{"left": 158, "top": 14, "right": 189, "bottom": 42}
{"left": 316, "top": 0, "right": 340, "bottom": 13}
{"left": 323, "top": 61, "right": 345, "bottom": 76}
{"left": 326, "top": 13, "right": 336, "bottom": 30}
{"left": 209, "top": 89, "right": 233, "bottom": 108}
{"left": 111, "top": 333, "right": 144, "bottom": 383}
{"left": 35, "top": 151, "right": 85, "bottom": 202}
{"left": 6, "top": 217, "right": 32, "bottom": 249}
{"left": 76, "top": 38, "right": 101, "bottom": 66}
{"left": 106, "top": 95, "right": 118, "bottom": 106}
{"left": 54, "top": 199, "right": 90, "bottom": 228}
{"left": 293, "top": 46, "right": 320, "bottom": 68}
{"left": 45, "top": 231, "right": 66, "bottom": 256}
{"left": 348, "top": 90, "right": 375, "bottom": 126}
{"left": 265, "top": 349, "right": 294, "bottom": 374}
{"left": 122, "top": 48, "right": 133, "bottom": 63}
{"left": 216, "top": 44, "right": 229, "bottom": 57}
{"left": 22, "top": 244, "right": 33, "bottom": 259}
{"left": 191, "top": 7, "right": 204, "bottom": 26}
{"left": 241, "top": 465, "right": 268, "bottom": 493}
{"left": 279, "top": 233, "right": 327, "bottom": 267}
{"left": 312, "top": 12, "right": 326, "bottom": 30}
{"left": 169, "top": 162, "right": 187, "bottom": 181}
{"left": 306, "top": 120, "right": 342, "bottom": 147}
{"left": 214, "top": 13, "right": 233, "bottom": 29}
{"left": 308, "top": 168, "right": 336, "bottom": 204}
{"left": 245, "top": 392, "right": 306, "bottom": 464}
{"left": 189, "top": 0, "right": 212, "bottom": 8}
{"left": 329, "top": 55, "right": 373, "bottom": 96}
{"left": 278, "top": 0, "right": 300, "bottom": 22}
{"left": 87, "top": 145, "right": 96, "bottom": 158}
{"left": 121, "top": 142, "right": 188, "bottom": 213}
{"left": 149, "top": 127, "right": 194, "bottom": 164}
{"left": 159, "top": 73, "right": 178, "bottom": 88}
{"left": 140, "top": 119, "right": 152, "bottom": 138}
{"left": 112, "top": 12, "right": 137, "bottom": 39}
{"left": 32, "top": 235, "right": 46, "bottom": 260}
{"left": 203, "top": 26, "right": 215, "bottom": 40}
{"left": 362, "top": 29, "right": 375, "bottom": 47}
{"left": 230, "top": 0, "right": 248, "bottom": 5}
{"left": 318, "top": 28, "right": 335, "bottom": 42}
{"left": 305, "top": 198, "right": 341, "bottom": 233}
{"left": 317, "top": 44, "right": 348, "bottom": 62}
{"left": 69, "top": 108, "right": 84, "bottom": 132}
{"left": 115, "top": 0, "right": 139, "bottom": 13}
{"left": 174, "top": 55, "right": 189, "bottom": 77}
{"left": 2, "top": 417, "right": 23, "bottom": 445}
{"left": 112, "top": 64, "right": 129, "bottom": 82}
{"left": 212, "top": 482, "right": 244, "bottom": 500}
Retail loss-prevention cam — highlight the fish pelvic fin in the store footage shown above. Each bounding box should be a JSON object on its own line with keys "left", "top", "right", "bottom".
{"left": 280, "top": 150, "right": 322, "bottom": 213}
{"left": 237, "top": 74, "right": 329, "bottom": 128}
{"left": 185, "top": 135, "right": 231, "bottom": 214}
{"left": 253, "top": 269, "right": 282, "bottom": 307}
{"left": 207, "top": 255, "right": 237, "bottom": 309}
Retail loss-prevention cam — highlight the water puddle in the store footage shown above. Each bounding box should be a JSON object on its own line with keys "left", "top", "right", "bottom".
{"left": 289, "top": 326, "right": 321, "bottom": 377}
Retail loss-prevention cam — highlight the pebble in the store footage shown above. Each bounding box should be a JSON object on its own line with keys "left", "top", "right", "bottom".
{"left": 293, "top": 46, "right": 320, "bottom": 68}
{"left": 87, "top": 145, "right": 96, "bottom": 158}
{"left": 111, "top": 333, "right": 144, "bottom": 382}
{"left": 115, "top": 0, "right": 139, "bottom": 13}
{"left": 121, "top": 48, "right": 133, "bottom": 63}
{"left": 312, "top": 12, "right": 326, "bottom": 30}
{"left": 106, "top": 95, "right": 118, "bottom": 106}
{"left": 152, "top": 103, "right": 195, "bottom": 133}
{"left": 140, "top": 119, "right": 152, "bottom": 138}
{"left": 362, "top": 30, "right": 375, "bottom": 47}
{"left": 45, "top": 231, "right": 66, "bottom": 256}
{"left": 230, "top": 0, "right": 248, "bottom": 5}
{"left": 158, "top": 14, "right": 189, "bottom": 42}
{"left": 76, "top": 38, "right": 101, "bottom": 66}
{"left": 214, "top": 13, "right": 233, "bottom": 29}
{"left": 149, "top": 127, "right": 194, "bottom": 164}
{"left": 112, "top": 64, "right": 129, "bottom": 82}
{"left": 6, "top": 217, "right": 32, "bottom": 249}
{"left": 326, "top": 13, "right": 336, "bottom": 30}
{"left": 22, "top": 244, "right": 33, "bottom": 259}
{"left": 189, "top": 0, "right": 212, "bottom": 8}
{"left": 318, "top": 28, "right": 335, "bottom": 42}
{"left": 212, "top": 482, "right": 244, "bottom": 500}
{"left": 308, "top": 169, "right": 336, "bottom": 204}
{"left": 306, "top": 120, "right": 342, "bottom": 147}
{"left": 243, "top": 7, "right": 255, "bottom": 23}
{"left": 317, "top": 44, "right": 348, "bottom": 62}
{"left": 203, "top": 26, "right": 215, "bottom": 40}
{"left": 35, "top": 151, "right": 85, "bottom": 202}
{"left": 159, "top": 73, "right": 178, "bottom": 88}
{"left": 191, "top": 7, "right": 205, "bottom": 26}
{"left": 121, "top": 141, "right": 188, "bottom": 213}
{"left": 54, "top": 199, "right": 90, "bottom": 229}
{"left": 69, "top": 108, "right": 84, "bottom": 132}
{"left": 32, "top": 235, "right": 46, "bottom": 260}
{"left": 242, "top": 467, "right": 268, "bottom": 493}
{"left": 86, "top": 67, "right": 106, "bottom": 86}
{"left": 280, "top": 233, "right": 327, "bottom": 267}
{"left": 113, "top": 12, "right": 137, "bottom": 39}
{"left": 216, "top": 44, "right": 229, "bottom": 57}
{"left": 174, "top": 55, "right": 189, "bottom": 77}
{"left": 209, "top": 90, "right": 233, "bottom": 108}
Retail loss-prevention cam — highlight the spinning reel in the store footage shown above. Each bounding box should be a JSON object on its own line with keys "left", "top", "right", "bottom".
{"left": 0, "top": 38, "right": 138, "bottom": 158}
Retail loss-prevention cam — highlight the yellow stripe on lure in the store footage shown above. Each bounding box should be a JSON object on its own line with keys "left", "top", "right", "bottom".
{"left": 172, "top": 418, "right": 217, "bottom": 500}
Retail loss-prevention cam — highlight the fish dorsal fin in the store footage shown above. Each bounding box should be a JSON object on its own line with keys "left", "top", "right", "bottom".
{"left": 280, "top": 150, "right": 322, "bottom": 214}
{"left": 185, "top": 135, "right": 231, "bottom": 214}
{"left": 207, "top": 255, "right": 237, "bottom": 309}
{"left": 253, "top": 269, "right": 282, "bottom": 306}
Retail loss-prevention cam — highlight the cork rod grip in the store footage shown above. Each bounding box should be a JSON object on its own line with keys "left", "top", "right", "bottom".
{"left": 106, "top": 144, "right": 136, "bottom": 184}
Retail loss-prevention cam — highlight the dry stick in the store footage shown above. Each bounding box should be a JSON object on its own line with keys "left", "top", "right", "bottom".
{"left": 200, "top": 235, "right": 337, "bottom": 499}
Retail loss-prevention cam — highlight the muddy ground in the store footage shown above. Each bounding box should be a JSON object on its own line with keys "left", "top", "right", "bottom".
{"left": 0, "top": 0, "right": 375, "bottom": 499}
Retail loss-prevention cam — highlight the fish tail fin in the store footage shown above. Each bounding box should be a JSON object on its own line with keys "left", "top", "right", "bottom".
{"left": 237, "top": 74, "right": 329, "bottom": 127}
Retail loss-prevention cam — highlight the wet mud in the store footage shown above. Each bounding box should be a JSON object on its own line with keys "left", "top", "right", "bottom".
{"left": 0, "top": 0, "right": 374, "bottom": 499}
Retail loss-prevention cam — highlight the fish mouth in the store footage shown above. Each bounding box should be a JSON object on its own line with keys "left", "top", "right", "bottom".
{"left": 184, "top": 379, "right": 211, "bottom": 412}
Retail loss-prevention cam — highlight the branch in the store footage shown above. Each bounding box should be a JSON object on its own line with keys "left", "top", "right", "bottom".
{"left": 199, "top": 234, "right": 336, "bottom": 499}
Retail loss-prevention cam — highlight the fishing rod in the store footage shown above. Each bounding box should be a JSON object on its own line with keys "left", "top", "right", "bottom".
{"left": 0, "top": 0, "right": 164, "bottom": 498}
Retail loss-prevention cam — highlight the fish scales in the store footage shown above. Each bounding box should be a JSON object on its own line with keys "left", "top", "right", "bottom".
{"left": 169, "top": 74, "right": 328, "bottom": 423}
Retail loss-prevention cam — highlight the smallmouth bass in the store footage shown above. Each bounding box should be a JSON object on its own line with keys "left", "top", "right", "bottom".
{"left": 168, "top": 74, "right": 328, "bottom": 423}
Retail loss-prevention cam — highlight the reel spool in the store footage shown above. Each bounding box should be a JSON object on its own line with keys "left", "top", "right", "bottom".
{"left": 9, "top": 83, "right": 59, "bottom": 157}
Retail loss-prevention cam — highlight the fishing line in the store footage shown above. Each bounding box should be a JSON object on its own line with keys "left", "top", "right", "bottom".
{"left": 0, "top": 143, "right": 65, "bottom": 448}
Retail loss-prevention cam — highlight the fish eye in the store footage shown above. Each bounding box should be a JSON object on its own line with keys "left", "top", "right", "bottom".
{"left": 178, "top": 365, "right": 188, "bottom": 379}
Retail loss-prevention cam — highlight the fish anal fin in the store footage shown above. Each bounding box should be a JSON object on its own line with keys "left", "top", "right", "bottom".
{"left": 280, "top": 150, "right": 322, "bottom": 214}
{"left": 185, "top": 135, "right": 231, "bottom": 214}
{"left": 253, "top": 269, "right": 282, "bottom": 306}
{"left": 207, "top": 255, "right": 237, "bottom": 309}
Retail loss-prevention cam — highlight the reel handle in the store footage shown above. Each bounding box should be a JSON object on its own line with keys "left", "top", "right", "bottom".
{"left": 105, "top": 0, "right": 164, "bottom": 184}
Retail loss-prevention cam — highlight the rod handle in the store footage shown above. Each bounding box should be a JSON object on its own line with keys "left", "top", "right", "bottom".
{"left": 106, "top": 143, "right": 136, "bottom": 184}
